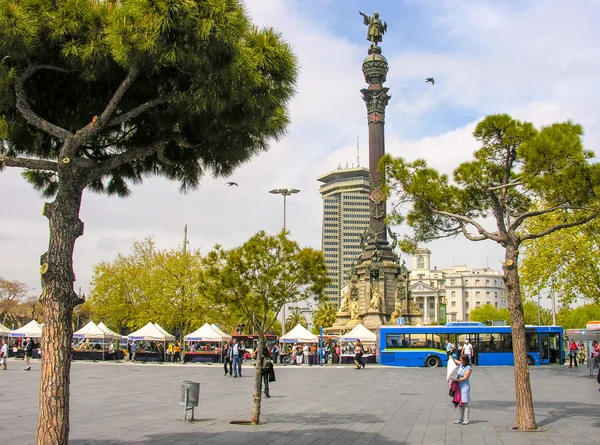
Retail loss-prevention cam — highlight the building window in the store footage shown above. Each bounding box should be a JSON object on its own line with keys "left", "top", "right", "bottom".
{"left": 486, "top": 291, "right": 490, "bottom": 297}
{"left": 417, "top": 256, "right": 425, "bottom": 268}
{"left": 475, "top": 302, "right": 480, "bottom": 308}
{"left": 486, "top": 279, "right": 490, "bottom": 286}
{"left": 465, "top": 292, "right": 469, "bottom": 297}
{"left": 451, "top": 291, "right": 456, "bottom": 297}
{"left": 418, "top": 274, "right": 425, "bottom": 279}
{"left": 495, "top": 302, "right": 498, "bottom": 307}
{"left": 476, "top": 291, "right": 480, "bottom": 297}
{"left": 475, "top": 279, "right": 480, "bottom": 286}
{"left": 465, "top": 280, "right": 469, "bottom": 285}
{"left": 450, "top": 279, "right": 455, "bottom": 285}
{"left": 451, "top": 301, "right": 456, "bottom": 308}
{"left": 429, "top": 302, "right": 434, "bottom": 309}
{"left": 494, "top": 280, "right": 497, "bottom": 286}
{"left": 465, "top": 302, "right": 469, "bottom": 308}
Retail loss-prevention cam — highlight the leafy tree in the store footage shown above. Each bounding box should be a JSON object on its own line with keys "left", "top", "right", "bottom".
{"left": 383, "top": 114, "right": 600, "bottom": 430}
{"left": 557, "top": 304, "right": 600, "bottom": 329}
{"left": 520, "top": 215, "right": 600, "bottom": 306}
{"left": 0, "top": 277, "right": 30, "bottom": 326}
{"left": 311, "top": 302, "right": 337, "bottom": 335}
{"left": 88, "top": 237, "right": 211, "bottom": 338}
{"left": 204, "top": 231, "right": 327, "bottom": 425}
{"left": 285, "top": 308, "right": 308, "bottom": 332}
{"left": 521, "top": 300, "right": 553, "bottom": 325}
{"left": 0, "top": 1, "right": 296, "bottom": 441}
{"left": 468, "top": 304, "right": 511, "bottom": 325}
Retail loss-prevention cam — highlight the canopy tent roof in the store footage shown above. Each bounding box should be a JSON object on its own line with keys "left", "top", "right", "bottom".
{"left": 98, "top": 322, "right": 122, "bottom": 339}
{"left": 128, "top": 322, "right": 175, "bottom": 341}
{"left": 210, "top": 323, "right": 232, "bottom": 340}
{"left": 341, "top": 324, "right": 376, "bottom": 343}
{"left": 73, "top": 321, "right": 120, "bottom": 340}
{"left": 279, "top": 324, "right": 318, "bottom": 343}
{"left": 10, "top": 320, "right": 43, "bottom": 338}
{"left": 185, "top": 323, "right": 228, "bottom": 342}
{"left": 153, "top": 323, "right": 175, "bottom": 340}
{"left": 0, "top": 322, "right": 10, "bottom": 336}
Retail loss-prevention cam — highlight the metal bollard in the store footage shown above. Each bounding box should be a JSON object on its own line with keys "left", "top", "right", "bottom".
{"left": 180, "top": 380, "right": 199, "bottom": 421}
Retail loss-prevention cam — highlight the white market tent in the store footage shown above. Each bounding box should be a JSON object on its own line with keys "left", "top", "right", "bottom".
{"left": 0, "top": 322, "right": 10, "bottom": 336}
{"left": 129, "top": 322, "right": 175, "bottom": 341}
{"left": 279, "top": 324, "right": 318, "bottom": 343}
{"left": 153, "top": 323, "right": 176, "bottom": 341}
{"left": 98, "top": 322, "right": 122, "bottom": 339}
{"left": 185, "top": 323, "right": 226, "bottom": 342}
{"left": 128, "top": 322, "right": 174, "bottom": 362}
{"left": 341, "top": 324, "right": 376, "bottom": 343}
{"left": 9, "top": 320, "right": 43, "bottom": 338}
{"left": 74, "top": 321, "right": 120, "bottom": 340}
{"left": 210, "top": 323, "right": 232, "bottom": 340}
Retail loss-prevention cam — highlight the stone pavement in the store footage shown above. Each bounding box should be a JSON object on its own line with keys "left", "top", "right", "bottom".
{"left": 0, "top": 358, "right": 598, "bottom": 445}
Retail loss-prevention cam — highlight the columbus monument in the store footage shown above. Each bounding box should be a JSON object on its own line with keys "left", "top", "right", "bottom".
{"left": 334, "top": 11, "right": 422, "bottom": 330}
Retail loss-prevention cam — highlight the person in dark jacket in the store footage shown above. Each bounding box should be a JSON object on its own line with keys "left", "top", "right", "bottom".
{"left": 260, "top": 345, "right": 275, "bottom": 398}
{"left": 222, "top": 340, "right": 232, "bottom": 376}
{"left": 24, "top": 338, "right": 34, "bottom": 371}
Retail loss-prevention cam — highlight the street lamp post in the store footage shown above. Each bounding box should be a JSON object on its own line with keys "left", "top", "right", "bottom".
{"left": 269, "top": 188, "right": 300, "bottom": 336}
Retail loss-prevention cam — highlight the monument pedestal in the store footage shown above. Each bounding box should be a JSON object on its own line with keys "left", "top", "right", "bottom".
{"left": 363, "top": 310, "right": 386, "bottom": 330}
{"left": 333, "top": 312, "right": 350, "bottom": 328}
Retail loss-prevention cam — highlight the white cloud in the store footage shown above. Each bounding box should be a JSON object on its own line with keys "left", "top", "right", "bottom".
{"left": 1, "top": 0, "right": 599, "bottom": 295}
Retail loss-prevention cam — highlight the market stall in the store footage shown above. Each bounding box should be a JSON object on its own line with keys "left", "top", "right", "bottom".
{"left": 280, "top": 324, "right": 319, "bottom": 365}
{"left": 72, "top": 321, "right": 123, "bottom": 361}
{"left": 340, "top": 324, "right": 377, "bottom": 364}
{"left": 0, "top": 322, "right": 10, "bottom": 337}
{"left": 184, "top": 323, "right": 230, "bottom": 363}
{"left": 9, "top": 320, "right": 43, "bottom": 358}
{"left": 128, "top": 322, "right": 175, "bottom": 362}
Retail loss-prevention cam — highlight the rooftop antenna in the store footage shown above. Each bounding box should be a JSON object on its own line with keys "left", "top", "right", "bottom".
{"left": 356, "top": 135, "right": 360, "bottom": 166}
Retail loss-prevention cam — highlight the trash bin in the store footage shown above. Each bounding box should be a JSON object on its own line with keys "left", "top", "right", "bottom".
{"left": 180, "top": 381, "right": 200, "bottom": 407}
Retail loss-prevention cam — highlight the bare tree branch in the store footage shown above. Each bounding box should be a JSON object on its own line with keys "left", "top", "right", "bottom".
{"left": 431, "top": 209, "right": 504, "bottom": 243}
{"left": 522, "top": 212, "right": 600, "bottom": 241}
{"left": 107, "top": 95, "right": 174, "bottom": 128}
{"left": 488, "top": 179, "right": 523, "bottom": 191}
{"left": 0, "top": 154, "right": 58, "bottom": 171}
{"left": 15, "top": 65, "right": 73, "bottom": 141}
{"left": 459, "top": 223, "right": 488, "bottom": 242}
{"left": 87, "top": 140, "right": 167, "bottom": 182}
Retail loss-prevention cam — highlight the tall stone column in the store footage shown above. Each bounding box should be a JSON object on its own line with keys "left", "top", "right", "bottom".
{"left": 361, "top": 46, "right": 393, "bottom": 260}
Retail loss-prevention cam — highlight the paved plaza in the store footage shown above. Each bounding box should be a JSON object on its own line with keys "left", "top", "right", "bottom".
{"left": 0, "top": 359, "right": 599, "bottom": 445}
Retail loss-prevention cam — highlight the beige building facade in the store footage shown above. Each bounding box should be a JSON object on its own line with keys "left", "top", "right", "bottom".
{"left": 409, "top": 248, "right": 508, "bottom": 324}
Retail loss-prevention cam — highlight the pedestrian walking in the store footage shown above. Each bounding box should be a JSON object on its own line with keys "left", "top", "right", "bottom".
{"left": 130, "top": 341, "right": 137, "bottom": 362}
{"left": 568, "top": 340, "right": 578, "bottom": 368}
{"left": 270, "top": 343, "right": 279, "bottom": 364}
{"left": 0, "top": 339, "right": 8, "bottom": 370}
{"left": 259, "top": 344, "right": 275, "bottom": 398}
{"left": 24, "top": 337, "right": 34, "bottom": 371}
{"left": 462, "top": 339, "right": 473, "bottom": 365}
{"left": 451, "top": 354, "right": 473, "bottom": 425}
{"left": 354, "top": 339, "right": 365, "bottom": 369}
{"left": 445, "top": 340, "right": 455, "bottom": 358}
{"left": 223, "top": 340, "right": 232, "bottom": 376}
{"left": 230, "top": 339, "right": 240, "bottom": 377}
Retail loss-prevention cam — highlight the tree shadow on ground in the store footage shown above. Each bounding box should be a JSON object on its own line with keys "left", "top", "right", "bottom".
{"left": 477, "top": 399, "right": 600, "bottom": 429}
{"left": 70, "top": 428, "right": 400, "bottom": 445}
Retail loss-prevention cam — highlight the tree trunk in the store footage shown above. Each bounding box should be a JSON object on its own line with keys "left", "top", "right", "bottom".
{"left": 503, "top": 242, "right": 537, "bottom": 431}
{"left": 251, "top": 333, "right": 264, "bottom": 425}
{"left": 37, "top": 180, "right": 85, "bottom": 445}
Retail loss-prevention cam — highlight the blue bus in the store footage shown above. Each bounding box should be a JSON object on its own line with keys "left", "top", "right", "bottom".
{"left": 377, "top": 323, "right": 563, "bottom": 367}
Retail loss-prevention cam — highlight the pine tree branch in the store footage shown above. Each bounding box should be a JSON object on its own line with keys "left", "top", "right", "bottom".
{"left": 88, "top": 140, "right": 167, "bottom": 181}
{"left": 0, "top": 154, "right": 58, "bottom": 171}
{"left": 522, "top": 212, "right": 600, "bottom": 241}
{"left": 67, "top": 68, "right": 141, "bottom": 155}
{"left": 430, "top": 209, "right": 504, "bottom": 243}
{"left": 15, "top": 66, "right": 73, "bottom": 141}
{"left": 107, "top": 95, "right": 174, "bottom": 128}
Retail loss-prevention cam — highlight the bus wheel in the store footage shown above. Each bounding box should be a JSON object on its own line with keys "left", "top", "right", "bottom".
{"left": 425, "top": 356, "right": 441, "bottom": 368}
{"left": 526, "top": 355, "right": 534, "bottom": 366}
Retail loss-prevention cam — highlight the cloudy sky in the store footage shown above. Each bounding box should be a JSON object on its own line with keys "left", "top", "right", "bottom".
{"left": 1, "top": 0, "right": 599, "bottom": 301}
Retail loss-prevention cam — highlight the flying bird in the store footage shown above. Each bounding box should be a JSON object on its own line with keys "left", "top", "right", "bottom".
{"left": 425, "top": 77, "right": 435, "bottom": 85}
{"left": 226, "top": 182, "right": 238, "bottom": 186}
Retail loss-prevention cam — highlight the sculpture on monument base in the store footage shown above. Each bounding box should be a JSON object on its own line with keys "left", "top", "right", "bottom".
{"left": 369, "top": 284, "right": 382, "bottom": 312}
{"left": 350, "top": 300, "right": 359, "bottom": 321}
{"left": 339, "top": 288, "right": 350, "bottom": 313}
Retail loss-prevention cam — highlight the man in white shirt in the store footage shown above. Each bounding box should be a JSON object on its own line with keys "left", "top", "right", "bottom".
{"left": 462, "top": 339, "right": 473, "bottom": 364}
{"left": 0, "top": 339, "right": 8, "bottom": 370}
